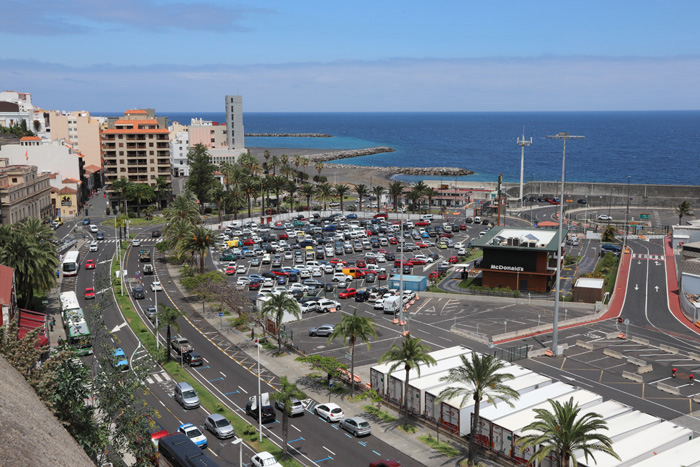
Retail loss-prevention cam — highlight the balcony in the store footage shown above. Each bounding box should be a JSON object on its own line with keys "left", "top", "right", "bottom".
{"left": 127, "top": 168, "right": 148, "bottom": 174}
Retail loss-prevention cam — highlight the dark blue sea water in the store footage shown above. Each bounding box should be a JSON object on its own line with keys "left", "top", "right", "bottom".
{"left": 101, "top": 111, "right": 700, "bottom": 185}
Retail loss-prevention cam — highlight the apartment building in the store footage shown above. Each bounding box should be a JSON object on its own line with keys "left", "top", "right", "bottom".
{"left": 49, "top": 111, "right": 103, "bottom": 168}
{"left": 0, "top": 158, "right": 52, "bottom": 224}
{"left": 102, "top": 109, "right": 171, "bottom": 209}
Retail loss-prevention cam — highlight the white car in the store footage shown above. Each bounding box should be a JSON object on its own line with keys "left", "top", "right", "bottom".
{"left": 289, "top": 283, "right": 308, "bottom": 292}
{"left": 284, "top": 251, "right": 293, "bottom": 260}
{"left": 374, "top": 299, "right": 385, "bottom": 310}
{"left": 89, "top": 242, "right": 98, "bottom": 252}
{"left": 178, "top": 423, "right": 207, "bottom": 449}
{"left": 89, "top": 224, "right": 98, "bottom": 233}
{"left": 299, "top": 269, "right": 311, "bottom": 279}
{"left": 300, "top": 301, "right": 319, "bottom": 313}
{"left": 251, "top": 452, "right": 283, "bottom": 467}
{"left": 237, "top": 277, "right": 250, "bottom": 286}
{"left": 312, "top": 268, "right": 323, "bottom": 277}
{"left": 323, "top": 264, "right": 335, "bottom": 274}
{"left": 236, "top": 264, "right": 247, "bottom": 274}
{"left": 597, "top": 214, "right": 612, "bottom": 221}
{"left": 457, "top": 248, "right": 467, "bottom": 255}
{"left": 263, "top": 278, "right": 274, "bottom": 287}
{"left": 132, "top": 238, "right": 141, "bottom": 247}
{"left": 262, "top": 254, "right": 271, "bottom": 264}
{"left": 150, "top": 281, "right": 163, "bottom": 292}
{"left": 314, "top": 403, "right": 344, "bottom": 422}
{"left": 376, "top": 255, "right": 386, "bottom": 263}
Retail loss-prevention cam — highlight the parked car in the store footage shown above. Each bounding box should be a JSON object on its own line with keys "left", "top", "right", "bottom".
{"left": 251, "top": 452, "right": 283, "bottom": 467}
{"left": 309, "top": 324, "right": 335, "bottom": 337}
{"left": 170, "top": 336, "right": 193, "bottom": 355}
{"left": 275, "top": 397, "right": 305, "bottom": 416}
{"left": 205, "top": 413, "right": 235, "bottom": 439}
{"left": 314, "top": 402, "right": 344, "bottom": 422}
{"left": 183, "top": 351, "right": 204, "bottom": 367}
{"left": 340, "top": 416, "right": 371, "bottom": 437}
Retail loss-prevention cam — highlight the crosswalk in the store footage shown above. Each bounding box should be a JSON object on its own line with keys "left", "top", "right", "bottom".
{"left": 145, "top": 370, "right": 174, "bottom": 385}
{"left": 96, "top": 239, "right": 160, "bottom": 244}
{"left": 632, "top": 253, "right": 665, "bottom": 261}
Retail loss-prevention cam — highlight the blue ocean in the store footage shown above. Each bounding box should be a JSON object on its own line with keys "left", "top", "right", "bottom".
{"left": 102, "top": 111, "right": 700, "bottom": 185}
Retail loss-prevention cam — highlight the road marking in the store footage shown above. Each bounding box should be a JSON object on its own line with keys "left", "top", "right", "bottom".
{"left": 152, "top": 373, "right": 162, "bottom": 383}
{"left": 649, "top": 376, "right": 672, "bottom": 384}
{"left": 323, "top": 447, "right": 336, "bottom": 456}
{"left": 220, "top": 371, "right": 226, "bottom": 377}
{"left": 291, "top": 424, "right": 301, "bottom": 432}
{"left": 238, "top": 385, "right": 248, "bottom": 394}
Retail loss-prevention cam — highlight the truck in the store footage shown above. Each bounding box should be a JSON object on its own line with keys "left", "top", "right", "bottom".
{"left": 170, "top": 336, "right": 193, "bottom": 355}
{"left": 142, "top": 264, "right": 154, "bottom": 275}
{"left": 246, "top": 392, "right": 276, "bottom": 423}
{"left": 139, "top": 249, "right": 151, "bottom": 262}
{"left": 381, "top": 295, "right": 402, "bottom": 315}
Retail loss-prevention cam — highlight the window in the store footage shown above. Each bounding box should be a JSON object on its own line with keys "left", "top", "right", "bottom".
{"left": 150, "top": 159, "right": 155, "bottom": 164}
{"left": 180, "top": 161, "right": 183, "bottom": 165}
{"left": 149, "top": 142, "right": 153, "bottom": 147}
{"left": 119, "top": 143, "right": 123, "bottom": 147}
{"left": 11, "top": 178, "right": 17, "bottom": 183}
{"left": 211, "top": 138, "right": 215, "bottom": 143}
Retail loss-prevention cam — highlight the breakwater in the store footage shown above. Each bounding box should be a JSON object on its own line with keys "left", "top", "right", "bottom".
{"left": 245, "top": 133, "right": 332, "bottom": 137}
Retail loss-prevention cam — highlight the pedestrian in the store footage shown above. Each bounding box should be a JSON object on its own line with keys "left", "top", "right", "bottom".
{"left": 49, "top": 317, "right": 55, "bottom": 332}
{"left": 59, "top": 254, "right": 63, "bottom": 263}
{"left": 56, "top": 269, "right": 60, "bottom": 279}
{"left": 251, "top": 328, "right": 255, "bottom": 341}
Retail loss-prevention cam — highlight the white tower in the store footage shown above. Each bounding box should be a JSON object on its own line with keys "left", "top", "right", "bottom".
{"left": 517, "top": 127, "right": 532, "bottom": 208}
{"left": 224, "top": 95, "right": 244, "bottom": 151}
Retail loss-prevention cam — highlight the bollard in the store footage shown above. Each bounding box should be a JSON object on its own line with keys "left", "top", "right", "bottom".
{"left": 672, "top": 368, "right": 677, "bottom": 378}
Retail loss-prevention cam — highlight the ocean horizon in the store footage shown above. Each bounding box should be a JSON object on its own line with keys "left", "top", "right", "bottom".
{"left": 98, "top": 111, "right": 700, "bottom": 186}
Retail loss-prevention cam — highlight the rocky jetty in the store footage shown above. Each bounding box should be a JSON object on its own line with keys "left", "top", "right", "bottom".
{"left": 245, "top": 133, "right": 332, "bottom": 137}
{"left": 303, "top": 146, "right": 396, "bottom": 162}
{"left": 331, "top": 163, "right": 473, "bottom": 177}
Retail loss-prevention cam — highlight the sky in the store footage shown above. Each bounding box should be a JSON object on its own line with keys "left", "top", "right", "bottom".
{"left": 2, "top": 0, "right": 700, "bottom": 112}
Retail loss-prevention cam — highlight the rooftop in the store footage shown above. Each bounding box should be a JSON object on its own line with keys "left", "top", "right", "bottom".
{"left": 472, "top": 226, "right": 568, "bottom": 252}
{"left": 574, "top": 277, "right": 605, "bottom": 289}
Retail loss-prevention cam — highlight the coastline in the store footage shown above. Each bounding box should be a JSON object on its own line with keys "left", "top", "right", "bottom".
{"left": 247, "top": 146, "right": 472, "bottom": 187}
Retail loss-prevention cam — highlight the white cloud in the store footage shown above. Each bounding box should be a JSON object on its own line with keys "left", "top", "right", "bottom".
{"left": 2, "top": 56, "right": 699, "bottom": 111}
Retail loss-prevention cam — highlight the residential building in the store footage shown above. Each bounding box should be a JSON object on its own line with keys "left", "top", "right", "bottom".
{"left": 171, "top": 130, "right": 190, "bottom": 177}
{"left": 0, "top": 264, "right": 48, "bottom": 347}
{"left": 472, "top": 226, "right": 568, "bottom": 293}
{"left": 225, "top": 95, "right": 245, "bottom": 151}
{"left": 0, "top": 90, "right": 48, "bottom": 133}
{"left": 49, "top": 111, "right": 103, "bottom": 168}
{"left": 102, "top": 109, "right": 171, "bottom": 209}
{"left": 0, "top": 158, "right": 53, "bottom": 224}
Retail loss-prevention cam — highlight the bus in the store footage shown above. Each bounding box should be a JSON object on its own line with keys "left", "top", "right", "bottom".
{"left": 59, "top": 291, "right": 93, "bottom": 356}
{"left": 62, "top": 250, "right": 80, "bottom": 276}
{"left": 158, "top": 433, "right": 219, "bottom": 467}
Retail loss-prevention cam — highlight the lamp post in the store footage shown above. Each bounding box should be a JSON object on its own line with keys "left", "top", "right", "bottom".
{"left": 256, "top": 340, "right": 262, "bottom": 442}
{"left": 517, "top": 128, "right": 532, "bottom": 209}
{"left": 231, "top": 437, "right": 243, "bottom": 467}
{"left": 546, "top": 132, "right": 584, "bottom": 356}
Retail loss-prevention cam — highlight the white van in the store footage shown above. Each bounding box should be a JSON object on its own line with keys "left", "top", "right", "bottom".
{"left": 474, "top": 216, "right": 482, "bottom": 223}
{"left": 421, "top": 214, "right": 434, "bottom": 221}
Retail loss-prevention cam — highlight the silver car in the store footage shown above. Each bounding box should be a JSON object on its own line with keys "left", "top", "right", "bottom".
{"left": 275, "top": 397, "right": 305, "bottom": 417}
{"left": 205, "top": 413, "right": 235, "bottom": 439}
{"left": 339, "top": 416, "right": 371, "bottom": 437}
{"left": 309, "top": 324, "right": 334, "bottom": 337}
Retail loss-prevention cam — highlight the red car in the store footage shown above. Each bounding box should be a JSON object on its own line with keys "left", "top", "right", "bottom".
{"left": 364, "top": 230, "right": 373, "bottom": 237}
{"left": 225, "top": 266, "right": 236, "bottom": 275}
{"left": 356, "top": 259, "right": 366, "bottom": 268}
{"left": 378, "top": 249, "right": 389, "bottom": 255}
{"left": 278, "top": 232, "right": 288, "bottom": 240}
{"left": 377, "top": 272, "right": 388, "bottom": 280}
{"left": 415, "top": 242, "right": 428, "bottom": 248}
{"left": 388, "top": 237, "right": 398, "bottom": 245}
{"left": 370, "top": 460, "right": 401, "bottom": 467}
{"left": 407, "top": 258, "right": 426, "bottom": 266}
{"left": 366, "top": 257, "right": 377, "bottom": 264}
{"left": 248, "top": 281, "right": 261, "bottom": 290}
{"left": 271, "top": 269, "right": 289, "bottom": 276}
{"left": 243, "top": 238, "right": 255, "bottom": 246}
{"left": 439, "top": 232, "right": 454, "bottom": 238}
{"left": 448, "top": 256, "right": 459, "bottom": 264}
{"left": 84, "top": 287, "right": 95, "bottom": 299}
{"left": 459, "top": 224, "right": 467, "bottom": 230}
{"left": 338, "top": 288, "right": 357, "bottom": 299}
{"left": 373, "top": 213, "right": 388, "bottom": 219}
{"left": 329, "top": 258, "right": 346, "bottom": 265}
{"left": 429, "top": 271, "right": 440, "bottom": 279}
{"left": 415, "top": 220, "right": 430, "bottom": 226}
{"left": 85, "top": 259, "right": 96, "bottom": 269}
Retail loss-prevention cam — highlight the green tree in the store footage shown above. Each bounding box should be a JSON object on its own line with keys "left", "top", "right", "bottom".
{"left": 300, "top": 183, "right": 316, "bottom": 214}
{"left": 314, "top": 161, "right": 324, "bottom": 179}
{"left": 334, "top": 184, "right": 350, "bottom": 212}
{"left": 601, "top": 225, "right": 617, "bottom": 242}
{"left": 285, "top": 180, "right": 298, "bottom": 213}
{"left": 210, "top": 182, "right": 226, "bottom": 223}
{"left": 179, "top": 225, "right": 212, "bottom": 273}
{"left": 424, "top": 187, "right": 438, "bottom": 214}
{"left": 438, "top": 353, "right": 521, "bottom": 465}
{"left": 300, "top": 157, "right": 310, "bottom": 177}
{"left": 0, "top": 220, "right": 58, "bottom": 307}
{"left": 260, "top": 293, "right": 301, "bottom": 353}
{"left": 406, "top": 188, "right": 423, "bottom": 212}
{"left": 378, "top": 335, "right": 436, "bottom": 425}
{"left": 677, "top": 200, "right": 693, "bottom": 225}
{"left": 185, "top": 144, "right": 216, "bottom": 211}
{"left": 317, "top": 183, "right": 334, "bottom": 211}
{"left": 154, "top": 175, "right": 170, "bottom": 209}
{"left": 111, "top": 177, "right": 134, "bottom": 214}
{"left": 156, "top": 305, "right": 182, "bottom": 362}
{"left": 371, "top": 185, "right": 386, "bottom": 213}
{"left": 354, "top": 184, "right": 368, "bottom": 212}
{"left": 293, "top": 155, "right": 303, "bottom": 180}
{"left": 241, "top": 177, "right": 258, "bottom": 218}
{"left": 130, "top": 183, "right": 156, "bottom": 217}
{"left": 517, "top": 397, "right": 620, "bottom": 467}
{"left": 163, "top": 191, "right": 200, "bottom": 226}
{"left": 388, "top": 180, "right": 405, "bottom": 212}
{"left": 163, "top": 218, "right": 194, "bottom": 257}
{"left": 269, "top": 377, "right": 306, "bottom": 458}
{"left": 327, "top": 308, "right": 377, "bottom": 396}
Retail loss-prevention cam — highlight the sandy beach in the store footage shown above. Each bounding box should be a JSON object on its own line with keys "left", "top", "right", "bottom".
{"left": 247, "top": 147, "right": 396, "bottom": 188}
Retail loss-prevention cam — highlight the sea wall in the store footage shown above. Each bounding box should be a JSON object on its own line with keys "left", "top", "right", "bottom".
{"left": 331, "top": 163, "right": 473, "bottom": 177}
{"left": 245, "top": 133, "right": 332, "bottom": 137}
{"left": 303, "top": 146, "right": 397, "bottom": 162}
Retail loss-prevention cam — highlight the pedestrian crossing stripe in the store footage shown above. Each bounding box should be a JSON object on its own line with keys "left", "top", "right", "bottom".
{"left": 632, "top": 254, "right": 665, "bottom": 261}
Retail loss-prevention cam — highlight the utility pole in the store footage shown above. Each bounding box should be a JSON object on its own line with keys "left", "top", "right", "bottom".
{"left": 546, "top": 132, "right": 584, "bottom": 356}
{"left": 517, "top": 128, "right": 532, "bottom": 209}
{"left": 496, "top": 174, "right": 502, "bottom": 227}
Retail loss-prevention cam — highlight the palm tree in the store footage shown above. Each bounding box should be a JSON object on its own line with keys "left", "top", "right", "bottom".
{"left": 328, "top": 308, "right": 377, "bottom": 396}
{"left": 271, "top": 175, "right": 287, "bottom": 213}
{"left": 438, "top": 353, "right": 521, "bottom": 465}
{"left": 178, "top": 225, "right": 212, "bottom": 273}
{"left": 157, "top": 305, "right": 182, "bottom": 362}
{"left": 209, "top": 182, "right": 226, "bottom": 223}
{"left": 263, "top": 150, "right": 271, "bottom": 168}
{"left": 300, "top": 183, "right": 316, "bottom": 214}
{"left": 317, "top": 183, "right": 334, "bottom": 211}
{"left": 354, "top": 184, "right": 368, "bottom": 212}
{"left": 130, "top": 183, "right": 156, "bottom": 217}
{"left": 677, "top": 200, "right": 693, "bottom": 225}
{"left": 406, "top": 188, "right": 423, "bottom": 212}
{"left": 111, "top": 177, "right": 133, "bottom": 214}
{"left": 388, "top": 181, "right": 404, "bottom": 212}
{"left": 163, "top": 192, "right": 200, "bottom": 227}
{"left": 424, "top": 187, "right": 438, "bottom": 214}
{"left": 334, "top": 184, "right": 350, "bottom": 212}
{"left": 301, "top": 157, "right": 310, "bottom": 177}
{"left": 270, "top": 155, "right": 281, "bottom": 176}
{"left": 292, "top": 155, "right": 303, "bottom": 180}
{"left": 260, "top": 293, "right": 301, "bottom": 353}
{"left": 371, "top": 186, "right": 386, "bottom": 213}
{"left": 517, "top": 397, "right": 620, "bottom": 467}
{"left": 314, "top": 161, "right": 324, "bottom": 180}
{"left": 269, "top": 377, "right": 306, "bottom": 458}
{"left": 280, "top": 154, "right": 289, "bottom": 174}
{"left": 285, "top": 181, "right": 298, "bottom": 213}
{"left": 378, "top": 335, "right": 436, "bottom": 425}
{"left": 241, "top": 178, "right": 258, "bottom": 219}
{"left": 164, "top": 219, "right": 194, "bottom": 255}
{"left": 154, "top": 176, "right": 170, "bottom": 209}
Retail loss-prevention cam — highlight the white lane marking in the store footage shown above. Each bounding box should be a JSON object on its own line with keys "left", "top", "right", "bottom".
{"left": 323, "top": 446, "right": 336, "bottom": 456}
{"left": 291, "top": 424, "right": 301, "bottom": 432}
{"left": 239, "top": 385, "right": 248, "bottom": 394}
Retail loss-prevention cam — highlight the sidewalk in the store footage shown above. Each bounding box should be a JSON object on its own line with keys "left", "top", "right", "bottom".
{"left": 157, "top": 250, "right": 504, "bottom": 467}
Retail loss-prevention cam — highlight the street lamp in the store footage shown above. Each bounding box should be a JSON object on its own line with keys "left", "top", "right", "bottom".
{"left": 517, "top": 128, "right": 532, "bottom": 209}
{"left": 546, "top": 132, "right": 584, "bottom": 356}
{"left": 231, "top": 437, "right": 243, "bottom": 467}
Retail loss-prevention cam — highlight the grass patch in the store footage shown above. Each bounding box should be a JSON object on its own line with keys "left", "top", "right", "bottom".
{"left": 363, "top": 405, "right": 398, "bottom": 422}
{"left": 418, "top": 434, "right": 462, "bottom": 457}
{"left": 398, "top": 423, "right": 418, "bottom": 433}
